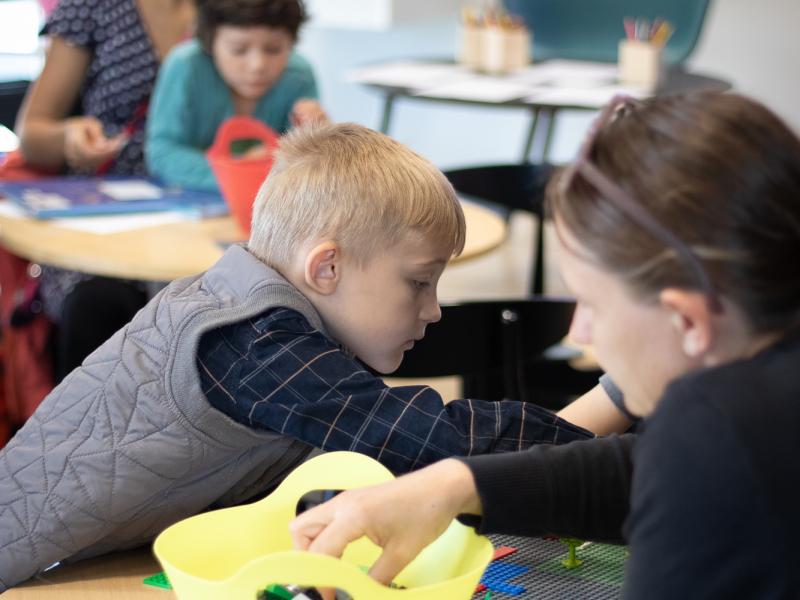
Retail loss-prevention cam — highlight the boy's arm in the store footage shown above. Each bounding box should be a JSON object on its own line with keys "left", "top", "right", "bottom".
{"left": 557, "top": 380, "right": 634, "bottom": 435}
{"left": 145, "top": 47, "right": 218, "bottom": 190}
{"left": 198, "top": 309, "right": 593, "bottom": 475}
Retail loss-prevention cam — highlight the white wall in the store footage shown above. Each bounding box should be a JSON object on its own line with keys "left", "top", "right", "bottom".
{"left": 687, "top": 0, "right": 800, "bottom": 132}
{"left": 296, "top": 0, "right": 800, "bottom": 169}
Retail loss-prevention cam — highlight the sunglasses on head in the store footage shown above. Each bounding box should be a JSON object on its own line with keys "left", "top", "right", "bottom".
{"left": 557, "top": 95, "right": 723, "bottom": 314}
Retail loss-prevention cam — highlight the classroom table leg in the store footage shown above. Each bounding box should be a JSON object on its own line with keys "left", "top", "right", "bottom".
{"left": 520, "top": 107, "right": 540, "bottom": 163}
{"left": 541, "top": 107, "right": 558, "bottom": 163}
{"left": 379, "top": 94, "right": 397, "bottom": 134}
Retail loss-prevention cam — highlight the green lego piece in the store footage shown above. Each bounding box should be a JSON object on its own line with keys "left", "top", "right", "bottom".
{"left": 142, "top": 571, "right": 172, "bottom": 590}
{"left": 256, "top": 583, "right": 295, "bottom": 600}
{"left": 560, "top": 538, "right": 584, "bottom": 569}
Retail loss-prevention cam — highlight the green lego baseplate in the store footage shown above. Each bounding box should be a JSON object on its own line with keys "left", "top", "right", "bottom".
{"left": 472, "top": 534, "right": 628, "bottom": 599}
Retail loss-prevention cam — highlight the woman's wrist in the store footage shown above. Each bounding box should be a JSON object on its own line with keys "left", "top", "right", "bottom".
{"left": 437, "top": 458, "right": 482, "bottom": 516}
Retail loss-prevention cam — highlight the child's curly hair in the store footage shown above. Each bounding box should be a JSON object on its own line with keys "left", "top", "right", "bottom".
{"left": 196, "top": 0, "right": 307, "bottom": 53}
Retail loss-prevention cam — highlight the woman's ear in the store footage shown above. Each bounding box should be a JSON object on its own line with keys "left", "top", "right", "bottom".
{"left": 304, "top": 241, "right": 341, "bottom": 295}
{"left": 660, "top": 288, "right": 714, "bottom": 358}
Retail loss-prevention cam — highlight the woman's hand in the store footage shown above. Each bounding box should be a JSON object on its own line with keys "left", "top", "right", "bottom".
{"left": 63, "top": 116, "right": 127, "bottom": 171}
{"left": 290, "top": 99, "right": 329, "bottom": 128}
{"left": 289, "top": 458, "right": 482, "bottom": 586}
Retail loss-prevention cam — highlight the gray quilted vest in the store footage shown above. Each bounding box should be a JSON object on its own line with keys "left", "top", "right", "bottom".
{"left": 0, "top": 245, "right": 322, "bottom": 590}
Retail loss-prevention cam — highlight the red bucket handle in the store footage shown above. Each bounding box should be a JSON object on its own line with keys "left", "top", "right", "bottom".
{"left": 208, "top": 116, "right": 280, "bottom": 158}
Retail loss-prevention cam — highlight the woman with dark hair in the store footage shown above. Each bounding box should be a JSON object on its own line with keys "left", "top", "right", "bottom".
{"left": 291, "top": 91, "right": 800, "bottom": 598}
{"left": 146, "top": 0, "right": 327, "bottom": 190}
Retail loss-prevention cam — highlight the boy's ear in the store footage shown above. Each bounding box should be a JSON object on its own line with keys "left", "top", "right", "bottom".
{"left": 304, "top": 241, "right": 341, "bottom": 295}
{"left": 659, "top": 288, "right": 714, "bottom": 357}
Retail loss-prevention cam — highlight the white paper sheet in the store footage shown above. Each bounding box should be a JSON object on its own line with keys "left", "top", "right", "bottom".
{"left": 508, "top": 59, "right": 619, "bottom": 87}
{"left": 98, "top": 180, "right": 164, "bottom": 201}
{"left": 346, "top": 61, "right": 471, "bottom": 90}
{"left": 414, "top": 77, "right": 534, "bottom": 103}
{"left": 50, "top": 211, "right": 193, "bottom": 234}
{"left": 0, "top": 200, "right": 193, "bottom": 234}
{"left": 0, "top": 199, "right": 28, "bottom": 218}
{"left": 524, "top": 85, "right": 648, "bottom": 108}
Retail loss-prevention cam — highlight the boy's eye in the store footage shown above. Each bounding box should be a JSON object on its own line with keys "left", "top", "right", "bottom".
{"left": 411, "top": 280, "right": 430, "bottom": 290}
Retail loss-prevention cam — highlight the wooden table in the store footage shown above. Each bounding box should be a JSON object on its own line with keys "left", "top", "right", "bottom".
{"left": 0, "top": 199, "right": 506, "bottom": 281}
{"left": 6, "top": 533, "right": 625, "bottom": 599}
{"left": 5, "top": 547, "right": 162, "bottom": 599}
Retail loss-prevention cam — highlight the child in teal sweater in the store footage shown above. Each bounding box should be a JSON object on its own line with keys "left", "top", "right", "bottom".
{"left": 146, "top": 0, "right": 327, "bottom": 190}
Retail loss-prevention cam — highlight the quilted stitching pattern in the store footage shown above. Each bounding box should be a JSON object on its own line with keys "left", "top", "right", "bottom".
{"left": 0, "top": 248, "right": 312, "bottom": 590}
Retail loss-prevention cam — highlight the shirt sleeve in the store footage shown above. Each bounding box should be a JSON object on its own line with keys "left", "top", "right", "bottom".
{"left": 145, "top": 44, "right": 219, "bottom": 190}
{"left": 622, "top": 382, "right": 777, "bottom": 599}
{"left": 41, "top": 0, "right": 99, "bottom": 49}
{"left": 599, "top": 373, "right": 640, "bottom": 423}
{"left": 197, "top": 308, "right": 594, "bottom": 475}
{"left": 459, "top": 434, "right": 633, "bottom": 543}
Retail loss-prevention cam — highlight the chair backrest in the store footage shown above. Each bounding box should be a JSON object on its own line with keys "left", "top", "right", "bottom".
{"left": 0, "top": 80, "right": 30, "bottom": 130}
{"left": 444, "top": 163, "right": 552, "bottom": 218}
{"left": 504, "top": 0, "right": 711, "bottom": 64}
{"left": 444, "top": 164, "right": 554, "bottom": 294}
{"left": 391, "top": 297, "right": 576, "bottom": 402}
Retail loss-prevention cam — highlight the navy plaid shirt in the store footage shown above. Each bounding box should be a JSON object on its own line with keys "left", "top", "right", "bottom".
{"left": 197, "top": 307, "right": 592, "bottom": 474}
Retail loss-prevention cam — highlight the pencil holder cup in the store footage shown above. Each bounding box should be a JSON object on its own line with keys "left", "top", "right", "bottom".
{"left": 505, "top": 27, "right": 531, "bottom": 71}
{"left": 459, "top": 23, "right": 483, "bottom": 69}
{"left": 479, "top": 26, "right": 531, "bottom": 74}
{"left": 618, "top": 39, "right": 663, "bottom": 91}
{"left": 154, "top": 451, "right": 494, "bottom": 600}
{"left": 206, "top": 116, "right": 280, "bottom": 236}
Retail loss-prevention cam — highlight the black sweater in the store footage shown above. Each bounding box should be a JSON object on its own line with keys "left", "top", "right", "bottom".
{"left": 462, "top": 332, "right": 800, "bottom": 599}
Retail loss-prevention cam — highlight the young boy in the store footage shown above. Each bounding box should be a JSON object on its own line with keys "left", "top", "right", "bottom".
{"left": 0, "top": 123, "right": 619, "bottom": 590}
{"left": 146, "top": 0, "right": 327, "bottom": 190}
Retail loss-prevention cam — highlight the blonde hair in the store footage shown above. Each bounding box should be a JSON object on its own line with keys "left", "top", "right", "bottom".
{"left": 248, "top": 122, "right": 466, "bottom": 268}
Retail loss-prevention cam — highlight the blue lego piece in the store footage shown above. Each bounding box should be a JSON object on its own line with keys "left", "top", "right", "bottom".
{"left": 480, "top": 560, "right": 529, "bottom": 596}
{"left": 485, "top": 581, "right": 526, "bottom": 595}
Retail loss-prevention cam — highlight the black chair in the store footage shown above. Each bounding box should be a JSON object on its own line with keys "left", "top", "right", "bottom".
{"left": 445, "top": 163, "right": 554, "bottom": 295}
{"left": 390, "top": 296, "right": 592, "bottom": 407}
{"left": 0, "top": 80, "right": 30, "bottom": 131}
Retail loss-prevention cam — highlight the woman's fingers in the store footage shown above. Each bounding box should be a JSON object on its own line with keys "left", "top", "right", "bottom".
{"left": 306, "top": 516, "right": 362, "bottom": 559}
{"left": 64, "top": 117, "right": 126, "bottom": 170}
{"left": 289, "top": 460, "right": 481, "bottom": 592}
{"left": 368, "top": 545, "right": 416, "bottom": 586}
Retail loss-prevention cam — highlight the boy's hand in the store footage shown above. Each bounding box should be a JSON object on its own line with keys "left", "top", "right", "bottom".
{"left": 290, "top": 99, "right": 329, "bottom": 128}
{"left": 289, "top": 459, "right": 481, "bottom": 587}
{"left": 63, "top": 116, "right": 127, "bottom": 171}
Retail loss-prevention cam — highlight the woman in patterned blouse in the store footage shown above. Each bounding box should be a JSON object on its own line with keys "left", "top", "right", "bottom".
{"left": 13, "top": 0, "right": 196, "bottom": 382}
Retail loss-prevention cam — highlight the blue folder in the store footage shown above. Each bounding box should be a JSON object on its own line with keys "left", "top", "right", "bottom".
{"left": 0, "top": 176, "right": 229, "bottom": 219}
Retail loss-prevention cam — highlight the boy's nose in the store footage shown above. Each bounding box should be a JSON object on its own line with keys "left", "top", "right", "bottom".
{"left": 421, "top": 297, "right": 442, "bottom": 324}
{"left": 568, "top": 304, "right": 593, "bottom": 345}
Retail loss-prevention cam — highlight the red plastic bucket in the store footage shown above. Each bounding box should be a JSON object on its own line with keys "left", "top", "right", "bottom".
{"left": 207, "top": 116, "right": 279, "bottom": 235}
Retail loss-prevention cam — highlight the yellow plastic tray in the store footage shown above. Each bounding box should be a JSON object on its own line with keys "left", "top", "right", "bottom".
{"left": 154, "top": 451, "right": 493, "bottom": 599}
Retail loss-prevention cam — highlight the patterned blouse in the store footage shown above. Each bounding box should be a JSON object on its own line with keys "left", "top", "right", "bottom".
{"left": 39, "top": 0, "right": 172, "bottom": 321}
{"left": 43, "top": 0, "right": 160, "bottom": 175}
